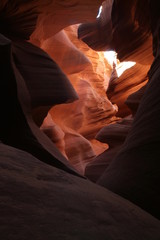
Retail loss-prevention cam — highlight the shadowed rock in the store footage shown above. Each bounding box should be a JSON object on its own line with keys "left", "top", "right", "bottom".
{"left": 0, "top": 33, "right": 81, "bottom": 178}
{"left": 13, "top": 40, "right": 78, "bottom": 108}
{"left": 1, "top": 1, "right": 160, "bottom": 237}
{"left": 78, "top": 0, "right": 114, "bottom": 51}
{"left": 0, "top": 142, "right": 160, "bottom": 240}
{"left": 107, "top": 63, "right": 149, "bottom": 117}
{"left": 97, "top": 1, "right": 160, "bottom": 220}
{"left": 125, "top": 85, "right": 147, "bottom": 116}
{"left": 78, "top": 0, "right": 153, "bottom": 64}
{"left": 85, "top": 116, "right": 133, "bottom": 182}
{"left": 98, "top": 58, "right": 160, "bottom": 219}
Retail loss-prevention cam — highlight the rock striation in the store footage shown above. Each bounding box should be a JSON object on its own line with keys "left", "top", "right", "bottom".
{"left": 85, "top": 116, "right": 133, "bottom": 182}
{"left": 0, "top": 33, "right": 81, "bottom": 178}
{"left": 1, "top": 0, "right": 160, "bottom": 238}
{"left": 93, "top": 0, "right": 160, "bottom": 220}
{"left": 107, "top": 62, "right": 149, "bottom": 117}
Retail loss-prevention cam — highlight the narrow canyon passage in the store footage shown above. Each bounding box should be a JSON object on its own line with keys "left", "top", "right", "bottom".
{"left": 0, "top": 1, "right": 160, "bottom": 239}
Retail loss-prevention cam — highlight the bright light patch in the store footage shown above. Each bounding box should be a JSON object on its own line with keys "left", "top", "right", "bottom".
{"left": 116, "top": 62, "right": 136, "bottom": 77}
{"left": 104, "top": 51, "right": 117, "bottom": 65}
{"left": 104, "top": 51, "right": 136, "bottom": 77}
{"left": 96, "top": 5, "right": 103, "bottom": 18}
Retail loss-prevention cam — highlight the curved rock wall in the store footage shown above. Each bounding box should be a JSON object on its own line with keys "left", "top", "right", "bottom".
{"left": 1, "top": 1, "right": 160, "bottom": 237}
{"left": 79, "top": 0, "right": 160, "bottom": 220}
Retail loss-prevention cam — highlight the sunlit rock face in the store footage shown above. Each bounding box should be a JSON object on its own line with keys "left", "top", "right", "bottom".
{"left": 30, "top": 0, "right": 104, "bottom": 44}
{"left": 41, "top": 30, "right": 91, "bottom": 75}
{"left": 29, "top": 0, "right": 153, "bottom": 174}
{"left": 39, "top": 24, "right": 121, "bottom": 173}
{"left": 0, "top": 0, "right": 103, "bottom": 41}
{"left": 40, "top": 22, "right": 151, "bottom": 175}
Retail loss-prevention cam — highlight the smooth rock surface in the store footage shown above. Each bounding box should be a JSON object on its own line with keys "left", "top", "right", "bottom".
{"left": 1, "top": 143, "right": 160, "bottom": 240}
{"left": 98, "top": 58, "right": 160, "bottom": 219}
{"left": 85, "top": 116, "right": 133, "bottom": 182}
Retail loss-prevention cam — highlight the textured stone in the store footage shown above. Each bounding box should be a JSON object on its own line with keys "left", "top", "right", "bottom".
{"left": 41, "top": 112, "right": 96, "bottom": 174}
{"left": 12, "top": 40, "right": 78, "bottom": 109}
{"left": 78, "top": 0, "right": 114, "bottom": 51}
{"left": 41, "top": 25, "right": 118, "bottom": 164}
{"left": 30, "top": 0, "right": 104, "bottom": 44}
{"left": 1, "top": 142, "right": 160, "bottom": 240}
{"left": 41, "top": 30, "right": 91, "bottom": 75}
{"left": 98, "top": 57, "right": 160, "bottom": 219}
{"left": 107, "top": 63, "right": 149, "bottom": 117}
{"left": 85, "top": 116, "right": 133, "bottom": 182}
{"left": 78, "top": 0, "right": 153, "bottom": 64}
{"left": 1, "top": 0, "right": 160, "bottom": 236}
{"left": 0, "top": 33, "right": 81, "bottom": 178}
{"left": 0, "top": 0, "right": 103, "bottom": 42}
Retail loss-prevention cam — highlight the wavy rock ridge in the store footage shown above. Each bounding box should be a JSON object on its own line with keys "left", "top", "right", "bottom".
{"left": 0, "top": 0, "right": 160, "bottom": 239}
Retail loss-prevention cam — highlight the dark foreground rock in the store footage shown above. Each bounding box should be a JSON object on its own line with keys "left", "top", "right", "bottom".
{"left": 0, "top": 143, "right": 160, "bottom": 240}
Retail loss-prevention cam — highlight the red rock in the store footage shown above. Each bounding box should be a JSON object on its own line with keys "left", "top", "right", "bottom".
{"left": 41, "top": 30, "right": 91, "bottom": 75}
{"left": 85, "top": 116, "right": 133, "bottom": 182}
{"left": 1, "top": 0, "right": 160, "bottom": 232}
{"left": 0, "top": 33, "right": 81, "bottom": 178}
{"left": 107, "top": 63, "right": 149, "bottom": 117}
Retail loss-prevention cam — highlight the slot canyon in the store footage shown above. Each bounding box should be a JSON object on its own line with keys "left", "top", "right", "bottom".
{"left": 0, "top": 0, "right": 160, "bottom": 239}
